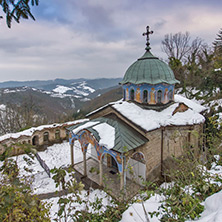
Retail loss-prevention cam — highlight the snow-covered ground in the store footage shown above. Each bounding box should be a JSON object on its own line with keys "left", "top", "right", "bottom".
{"left": 1, "top": 140, "right": 221, "bottom": 221}
{"left": 48, "top": 189, "right": 114, "bottom": 220}
{"left": 121, "top": 157, "right": 222, "bottom": 222}
{"left": 7, "top": 141, "right": 113, "bottom": 221}
{"left": 8, "top": 141, "right": 87, "bottom": 195}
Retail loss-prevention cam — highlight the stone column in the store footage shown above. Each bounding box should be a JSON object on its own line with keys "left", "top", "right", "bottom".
{"left": 70, "top": 143, "right": 74, "bottom": 167}
{"left": 120, "top": 172, "right": 124, "bottom": 190}
{"left": 99, "top": 158, "right": 103, "bottom": 187}
{"left": 83, "top": 151, "right": 87, "bottom": 176}
{"left": 120, "top": 155, "right": 125, "bottom": 190}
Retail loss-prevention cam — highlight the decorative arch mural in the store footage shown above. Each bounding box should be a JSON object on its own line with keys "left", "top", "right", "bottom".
{"left": 131, "top": 152, "right": 146, "bottom": 164}
{"left": 69, "top": 130, "right": 123, "bottom": 173}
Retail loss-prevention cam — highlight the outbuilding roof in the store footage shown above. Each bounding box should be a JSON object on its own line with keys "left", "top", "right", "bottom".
{"left": 69, "top": 116, "right": 148, "bottom": 153}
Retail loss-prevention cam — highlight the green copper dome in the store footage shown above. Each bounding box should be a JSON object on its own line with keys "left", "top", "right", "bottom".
{"left": 120, "top": 51, "right": 179, "bottom": 85}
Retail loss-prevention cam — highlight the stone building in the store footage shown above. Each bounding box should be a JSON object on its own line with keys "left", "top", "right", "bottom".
{"left": 68, "top": 26, "right": 206, "bottom": 190}
{"left": 0, "top": 120, "right": 87, "bottom": 156}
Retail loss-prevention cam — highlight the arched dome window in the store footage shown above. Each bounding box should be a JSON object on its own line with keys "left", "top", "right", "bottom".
{"left": 143, "top": 90, "right": 148, "bottom": 103}
{"left": 157, "top": 90, "right": 162, "bottom": 104}
{"left": 168, "top": 90, "right": 173, "bottom": 101}
{"left": 123, "top": 89, "right": 126, "bottom": 100}
{"left": 130, "top": 89, "right": 135, "bottom": 101}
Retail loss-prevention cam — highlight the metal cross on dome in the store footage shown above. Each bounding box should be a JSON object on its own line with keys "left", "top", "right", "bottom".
{"left": 142, "top": 26, "right": 153, "bottom": 51}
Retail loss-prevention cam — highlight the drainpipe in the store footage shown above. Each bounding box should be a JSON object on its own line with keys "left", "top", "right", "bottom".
{"left": 99, "top": 158, "right": 103, "bottom": 187}
{"left": 161, "top": 127, "right": 165, "bottom": 177}
{"left": 123, "top": 155, "right": 126, "bottom": 190}
{"left": 70, "top": 143, "right": 74, "bottom": 167}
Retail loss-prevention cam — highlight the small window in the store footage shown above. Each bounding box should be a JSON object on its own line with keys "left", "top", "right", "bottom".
{"left": 55, "top": 130, "right": 60, "bottom": 140}
{"left": 123, "top": 89, "right": 126, "bottom": 100}
{"left": 157, "top": 90, "right": 162, "bottom": 104}
{"left": 143, "top": 90, "right": 148, "bottom": 103}
{"left": 130, "top": 89, "right": 135, "bottom": 101}
{"left": 168, "top": 90, "right": 173, "bottom": 101}
{"left": 43, "top": 132, "right": 49, "bottom": 142}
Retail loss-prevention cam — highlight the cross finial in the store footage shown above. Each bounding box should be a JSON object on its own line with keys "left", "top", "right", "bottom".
{"left": 142, "top": 26, "right": 153, "bottom": 51}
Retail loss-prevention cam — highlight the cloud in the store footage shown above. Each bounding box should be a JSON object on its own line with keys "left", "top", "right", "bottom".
{"left": 0, "top": 0, "right": 221, "bottom": 82}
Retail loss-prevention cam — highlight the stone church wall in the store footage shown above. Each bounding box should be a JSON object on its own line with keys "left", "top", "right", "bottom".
{"left": 127, "top": 124, "right": 203, "bottom": 182}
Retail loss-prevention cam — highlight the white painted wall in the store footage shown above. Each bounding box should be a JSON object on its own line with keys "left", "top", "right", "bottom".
{"left": 126, "top": 158, "right": 146, "bottom": 186}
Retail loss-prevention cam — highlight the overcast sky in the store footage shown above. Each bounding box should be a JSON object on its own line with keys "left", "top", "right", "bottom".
{"left": 0, "top": 0, "right": 221, "bottom": 82}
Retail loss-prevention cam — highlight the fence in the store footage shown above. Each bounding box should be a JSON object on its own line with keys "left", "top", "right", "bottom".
{"left": 35, "top": 153, "right": 51, "bottom": 177}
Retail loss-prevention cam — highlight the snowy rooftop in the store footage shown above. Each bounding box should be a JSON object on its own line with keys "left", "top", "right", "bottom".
{"left": 0, "top": 119, "right": 88, "bottom": 143}
{"left": 71, "top": 117, "right": 148, "bottom": 153}
{"left": 88, "top": 94, "right": 206, "bottom": 133}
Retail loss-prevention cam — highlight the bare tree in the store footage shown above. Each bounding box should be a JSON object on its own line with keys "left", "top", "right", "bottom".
{"left": 162, "top": 32, "right": 191, "bottom": 61}
{"left": 188, "top": 37, "right": 204, "bottom": 63}
{"left": 0, "top": 104, "right": 23, "bottom": 134}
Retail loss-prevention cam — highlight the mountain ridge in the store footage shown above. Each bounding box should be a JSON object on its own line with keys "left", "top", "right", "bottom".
{"left": 0, "top": 78, "right": 122, "bottom": 90}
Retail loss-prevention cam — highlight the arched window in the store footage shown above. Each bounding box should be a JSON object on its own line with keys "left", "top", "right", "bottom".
{"left": 43, "top": 132, "right": 49, "bottom": 142}
{"left": 130, "top": 89, "right": 135, "bottom": 101}
{"left": 143, "top": 90, "right": 148, "bottom": 103}
{"left": 168, "top": 90, "right": 173, "bottom": 101}
{"left": 55, "top": 129, "right": 60, "bottom": 140}
{"left": 157, "top": 90, "right": 162, "bottom": 104}
{"left": 32, "top": 136, "right": 39, "bottom": 146}
{"left": 123, "top": 89, "right": 126, "bottom": 101}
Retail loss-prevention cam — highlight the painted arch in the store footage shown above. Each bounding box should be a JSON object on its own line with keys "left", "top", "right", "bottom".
{"left": 69, "top": 130, "right": 123, "bottom": 173}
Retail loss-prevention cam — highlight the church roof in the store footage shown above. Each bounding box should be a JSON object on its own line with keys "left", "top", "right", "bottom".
{"left": 120, "top": 50, "right": 180, "bottom": 85}
{"left": 69, "top": 116, "right": 148, "bottom": 153}
{"left": 87, "top": 95, "right": 206, "bottom": 133}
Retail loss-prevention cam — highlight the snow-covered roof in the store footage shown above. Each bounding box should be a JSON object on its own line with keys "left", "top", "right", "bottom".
{"left": 88, "top": 94, "right": 206, "bottom": 133}
{"left": 0, "top": 119, "right": 88, "bottom": 143}
{"left": 93, "top": 123, "right": 115, "bottom": 149}
{"left": 112, "top": 95, "right": 205, "bottom": 132}
{"left": 73, "top": 121, "right": 100, "bottom": 134}
{"left": 174, "top": 95, "right": 206, "bottom": 113}
{"left": 71, "top": 117, "right": 148, "bottom": 153}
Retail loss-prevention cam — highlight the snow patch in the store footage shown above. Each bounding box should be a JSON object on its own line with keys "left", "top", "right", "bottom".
{"left": 53, "top": 85, "right": 73, "bottom": 94}
{"left": 73, "top": 121, "right": 100, "bottom": 134}
{"left": 0, "top": 104, "right": 6, "bottom": 110}
{"left": 93, "top": 123, "right": 115, "bottom": 149}
{"left": 121, "top": 194, "right": 163, "bottom": 222}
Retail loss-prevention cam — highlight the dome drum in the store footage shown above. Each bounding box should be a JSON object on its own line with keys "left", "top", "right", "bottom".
{"left": 120, "top": 26, "right": 179, "bottom": 107}
{"left": 123, "top": 83, "right": 175, "bottom": 105}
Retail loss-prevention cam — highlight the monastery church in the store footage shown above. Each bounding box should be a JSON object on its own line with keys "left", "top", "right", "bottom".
{"left": 68, "top": 26, "right": 206, "bottom": 190}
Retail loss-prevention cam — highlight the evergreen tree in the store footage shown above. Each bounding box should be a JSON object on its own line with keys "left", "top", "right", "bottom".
{"left": 0, "top": 0, "right": 38, "bottom": 28}
{"left": 213, "top": 28, "right": 222, "bottom": 55}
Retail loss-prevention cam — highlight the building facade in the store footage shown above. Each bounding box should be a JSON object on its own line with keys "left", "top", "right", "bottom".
{"left": 68, "top": 26, "right": 206, "bottom": 189}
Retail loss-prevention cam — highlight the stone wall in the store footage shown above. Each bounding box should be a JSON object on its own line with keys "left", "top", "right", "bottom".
{"left": 126, "top": 124, "right": 203, "bottom": 182}
{"left": 0, "top": 120, "right": 86, "bottom": 156}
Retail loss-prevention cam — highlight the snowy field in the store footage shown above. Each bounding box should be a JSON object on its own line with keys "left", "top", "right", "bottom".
{"left": 10, "top": 141, "right": 85, "bottom": 195}
{"left": 1, "top": 141, "right": 222, "bottom": 221}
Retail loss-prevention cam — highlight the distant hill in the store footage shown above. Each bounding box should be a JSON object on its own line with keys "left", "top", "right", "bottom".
{"left": 0, "top": 78, "right": 123, "bottom": 123}
{"left": 79, "top": 86, "right": 122, "bottom": 115}
{"left": 0, "top": 78, "right": 121, "bottom": 90}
